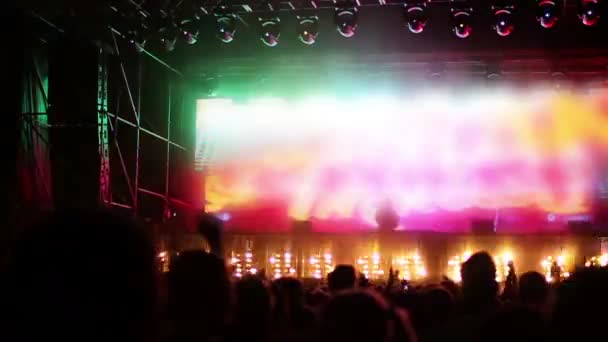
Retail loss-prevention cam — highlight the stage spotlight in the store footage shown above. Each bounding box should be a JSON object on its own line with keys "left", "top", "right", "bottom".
{"left": 297, "top": 16, "right": 319, "bottom": 45}
{"left": 492, "top": 8, "right": 515, "bottom": 37}
{"left": 126, "top": 27, "right": 146, "bottom": 53}
{"left": 404, "top": 5, "right": 428, "bottom": 34}
{"left": 159, "top": 25, "right": 178, "bottom": 52}
{"left": 451, "top": 8, "right": 473, "bottom": 38}
{"left": 180, "top": 18, "right": 199, "bottom": 45}
{"left": 579, "top": 0, "right": 601, "bottom": 26}
{"left": 259, "top": 17, "right": 281, "bottom": 47}
{"left": 214, "top": 7, "right": 237, "bottom": 43}
{"left": 335, "top": 8, "right": 358, "bottom": 38}
{"left": 537, "top": 0, "right": 560, "bottom": 28}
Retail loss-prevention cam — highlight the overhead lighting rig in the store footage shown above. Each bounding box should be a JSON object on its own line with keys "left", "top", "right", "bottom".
{"left": 335, "top": 1, "right": 358, "bottom": 38}
{"left": 451, "top": 6, "right": 473, "bottom": 39}
{"left": 491, "top": 1, "right": 516, "bottom": 37}
{"left": 404, "top": 3, "right": 428, "bottom": 34}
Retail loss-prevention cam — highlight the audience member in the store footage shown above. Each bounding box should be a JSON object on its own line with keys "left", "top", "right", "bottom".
{"left": 2, "top": 210, "right": 158, "bottom": 342}
{"left": 501, "top": 260, "right": 518, "bottom": 301}
{"left": 426, "top": 251, "right": 499, "bottom": 342}
{"left": 518, "top": 271, "right": 549, "bottom": 314}
{"left": 227, "top": 276, "right": 271, "bottom": 342}
{"left": 167, "top": 250, "right": 230, "bottom": 342}
{"left": 271, "top": 277, "right": 317, "bottom": 341}
{"left": 327, "top": 264, "right": 356, "bottom": 293}
{"left": 320, "top": 290, "right": 416, "bottom": 342}
{"left": 460, "top": 251, "right": 500, "bottom": 314}
{"left": 5, "top": 209, "right": 608, "bottom": 342}
{"left": 549, "top": 266, "right": 608, "bottom": 342}
{"left": 418, "top": 286, "right": 454, "bottom": 338}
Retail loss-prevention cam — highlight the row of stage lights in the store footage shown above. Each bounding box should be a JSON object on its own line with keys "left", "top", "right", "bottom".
{"left": 125, "top": 0, "right": 604, "bottom": 51}
{"left": 223, "top": 249, "right": 607, "bottom": 282}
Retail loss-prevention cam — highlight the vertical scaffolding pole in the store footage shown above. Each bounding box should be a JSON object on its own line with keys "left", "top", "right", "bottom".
{"left": 165, "top": 82, "right": 172, "bottom": 201}
{"left": 134, "top": 54, "right": 142, "bottom": 212}
{"left": 98, "top": 52, "right": 111, "bottom": 205}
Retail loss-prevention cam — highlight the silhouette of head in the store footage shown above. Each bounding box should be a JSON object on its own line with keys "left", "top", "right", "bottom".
{"left": 272, "top": 277, "right": 305, "bottom": 315}
{"left": 320, "top": 290, "right": 392, "bottom": 342}
{"left": 550, "top": 267, "right": 608, "bottom": 341}
{"left": 328, "top": 264, "right": 356, "bottom": 293}
{"left": 460, "top": 251, "right": 498, "bottom": 309}
{"left": 167, "top": 250, "right": 229, "bottom": 336}
{"left": 519, "top": 271, "right": 548, "bottom": 306}
{"left": 4, "top": 210, "right": 158, "bottom": 341}
{"left": 231, "top": 276, "right": 271, "bottom": 340}
{"left": 423, "top": 286, "right": 454, "bottom": 324}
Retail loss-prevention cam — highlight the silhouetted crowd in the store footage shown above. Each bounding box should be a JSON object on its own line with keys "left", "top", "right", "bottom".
{"left": 2, "top": 210, "right": 608, "bottom": 342}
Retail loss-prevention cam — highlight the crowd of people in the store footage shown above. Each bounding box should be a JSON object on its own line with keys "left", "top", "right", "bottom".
{"left": 2, "top": 210, "right": 608, "bottom": 342}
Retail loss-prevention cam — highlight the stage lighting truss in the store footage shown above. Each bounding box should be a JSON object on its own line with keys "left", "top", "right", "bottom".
{"left": 106, "top": 0, "right": 606, "bottom": 52}
{"left": 404, "top": 3, "right": 428, "bottom": 34}
{"left": 451, "top": 7, "right": 473, "bottom": 38}
{"left": 392, "top": 254, "right": 427, "bottom": 281}
{"left": 357, "top": 253, "right": 385, "bottom": 279}
{"left": 297, "top": 15, "right": 320, "bottom": 45}
{"left": 491, "top": 4, "right": 516, "bottom": 37}
{"left": 230, "top": 251, "right": 257, "bottom": 278}
{"left": 335, "top": 6, "right": 358, "bottom": 38}
{"left": 537, "top": 0, "right": 561, "bottom": 29}
{"left": 308, "top": 252, "right": 334, "bottom": 279}
{"left": 259, "top": 16, "right": 281, "bottom": 47}
{"left": 269, "top": 252, "right": 296, "bottom": 279}
{"left": 214, "top": 6, "right": 237, "bottom": 43}
{"left": 579, "top": 0, "right": 601, "bottom": 26}
{"left": 446, "top": 251, "right": 473, "bottom": 282}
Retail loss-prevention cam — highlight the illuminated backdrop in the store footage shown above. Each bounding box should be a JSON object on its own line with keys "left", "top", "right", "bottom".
{"left": 196, "top": 88, "right": 608, "bottom": 232}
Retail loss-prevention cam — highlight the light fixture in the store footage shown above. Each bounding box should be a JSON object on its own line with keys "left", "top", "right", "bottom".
{"left": 537, "top": 0, "right": 560, "bottom": 29}
{"left": 297, "top": 16, "right": 320, "bottom": 45}
{"left": 492, "top": 6, "right": 515, "bottom": 37}
{"left": 451, "top": 8, "right": 473, "bottom": 38}
{"left": 579, "top": 0, "right": 601, "bottom": 26}
{"left": 335, "top": 7, "right": 358, "bottom": 38}
{"left": 259, "top": 16, "right": 281, "bottom": 47}
{"left": 214, "top": 6, "right": 237, "bottom": 43}
{"left": 159, "top": 22, "right": 178, "bottom": 52}
{"left": 404, "top": 4, "right": 428, "bottom": 34}
{"left": 180, "top": 18, "right": 199, "bottom": 45}
{"left": 126, "top": 27, "right": 146, "bottom": 53}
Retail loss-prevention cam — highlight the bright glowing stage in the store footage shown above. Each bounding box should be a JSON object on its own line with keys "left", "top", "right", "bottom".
{"left": 196, "top": 87, "right": 608, "bottom": 234}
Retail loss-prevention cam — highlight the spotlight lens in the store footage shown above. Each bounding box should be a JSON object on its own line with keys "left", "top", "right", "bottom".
{"left": 580, "top": 0, "right": 600, "bottom": 26}
{"left": 216, "top": 16, "right": 236, "bottom": 43}
{"left": 297, "top": 17, "right": 319, "bottom": 45}
{"left": 494, "top": 10, "right": 514, "bottom": 37}
{"left": 179, "top": 19, "right": 200, "bottom": 45}
{"left": 538, "top": 1, "right": 559, "bottom": 29}
{"left": 452, "top": 11, "right": 472, "bottom": 38}
{"left": 406, "top": 7, "right": 427, "bottom": 34}
{"left": 260, "top": 19, "right": 280, "bottom": 47}
{"left": 335, "top": 10, "right": 358, "bottom": 38}
{"left": 159, "top": 27, "right": 177, "bottom": 52}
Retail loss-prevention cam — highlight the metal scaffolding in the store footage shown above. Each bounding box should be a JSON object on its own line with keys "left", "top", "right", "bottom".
{"left": 106, "top": 28, "right": 193, "bottom": 215}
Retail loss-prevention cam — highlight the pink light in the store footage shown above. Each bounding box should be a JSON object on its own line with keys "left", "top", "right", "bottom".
{"left": 197, "top": 90, "right": 608, "bottom": 232}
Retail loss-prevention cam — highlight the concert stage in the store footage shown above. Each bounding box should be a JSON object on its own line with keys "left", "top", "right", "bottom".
{"left": 192, "top": 70, "right": 608, "bottom": 282}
